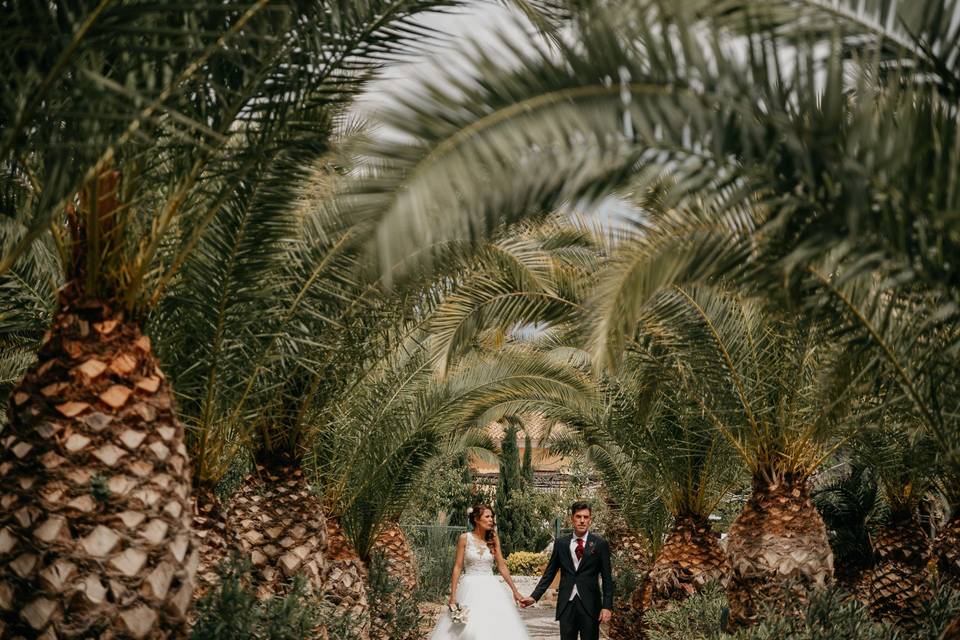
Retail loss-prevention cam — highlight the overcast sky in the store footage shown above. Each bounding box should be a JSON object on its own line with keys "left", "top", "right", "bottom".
{"left": 356, "top": 1, "right": 537, "bottom": 115}
{"left": 354, "top": 1, "right": 640, "bottom": 229}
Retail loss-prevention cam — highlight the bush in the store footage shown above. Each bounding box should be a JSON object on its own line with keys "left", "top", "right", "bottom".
{"left": 408, "top": 525, "right": 464, "bottom": 602}
{"left": 611, "top": 549, "right": 645, "bottom": 595}
{"left": 506, "top": 551, "right": 549, "bottom": 575}
{"left": 367, "top": 552, "right": 423, "bottom": 640}
{"left": 641, "top": 580, "right": 960, "bottom": 640}
{"left": 191, "top": 556, "right": 324, "bottom": 640}
{"left": 642, "top": 582, "right": 729, "bottom": 640}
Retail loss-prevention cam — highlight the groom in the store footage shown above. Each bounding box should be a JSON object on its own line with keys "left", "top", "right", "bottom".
{"left": 521, "top": 501, "right": 614, "bottom": 640}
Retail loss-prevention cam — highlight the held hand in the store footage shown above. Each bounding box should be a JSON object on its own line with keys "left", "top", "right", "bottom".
{"left": 599, "top": 609, "right": 612, "bottom": 624}
{"left": 519, "top": 596, "right": 535, "bottom": 608}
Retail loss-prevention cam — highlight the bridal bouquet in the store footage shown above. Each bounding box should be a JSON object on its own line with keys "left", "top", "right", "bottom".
{"left": 448, "top": 603, "right": 469, "bottom": 625}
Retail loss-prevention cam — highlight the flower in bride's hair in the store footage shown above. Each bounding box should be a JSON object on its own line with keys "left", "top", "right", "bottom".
{"left": 466, "top": 507, "right": 474, "bottom": 515}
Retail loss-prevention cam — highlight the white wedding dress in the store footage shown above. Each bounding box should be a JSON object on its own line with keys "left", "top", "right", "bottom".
{"left": 429, "top": 534, "right": 532, "bottom": 639}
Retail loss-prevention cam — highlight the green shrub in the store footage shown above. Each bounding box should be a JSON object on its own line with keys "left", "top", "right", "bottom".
{"left": 643, "top": 582, "right": 729, "bottom": 640}
{"left": 191, "top": 556, "right": 323, "bottom": 640}
{"left": 317, "top": 602, "right": 361, "bottom": 640}
{"left": 642, "top": 581, "right": 960, "bottom": 640}
{"left": 367, "top": 552, "right": 423, "bottom": 640}
{"left": 408, "top": 525, "right": 464, "bottom": 602}
{"left": 506, "top": 550, "right": 549, "bottom": 575}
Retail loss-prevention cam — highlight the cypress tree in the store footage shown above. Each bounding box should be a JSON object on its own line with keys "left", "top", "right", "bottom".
{"left": 497, "top": 418, "right": 537, "bottom": 556}
{"left": 522, "top": 430, "right": 534, "bottom": 487}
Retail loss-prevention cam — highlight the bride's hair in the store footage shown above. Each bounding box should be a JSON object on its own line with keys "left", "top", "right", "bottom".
{"left": 468, "top": 503, "right": 498, "bottom": 553}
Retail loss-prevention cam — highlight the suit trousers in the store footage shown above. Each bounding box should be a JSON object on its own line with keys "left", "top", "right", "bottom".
{"left": 558, "top": 596, "right": 600, "bottom": 640}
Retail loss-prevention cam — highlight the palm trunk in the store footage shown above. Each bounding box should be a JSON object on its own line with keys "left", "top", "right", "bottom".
{"left": 369, "top": 521, "right": 419, "bottom": 640}
{"left": 640, "top": 514, "right": 726, "bottom": 611}
{"left": 0, "top": 300, "right": 197, "bottom": 638}
{"left": 935, "top": 514, "right": 960, "bottom": 589}
{"left": 324, "top": 516, "right": 371, "bottom": 640}
{"left": 191, "top": 486, "right": 232, "bottom": 600}
{"left": 859, "top": 511, "right": 930, "bottom": 628}
{"left": 371, "top": 521, "right": 418, "bottom": 593}
{"left": 604, "top": 509, "right": 651, "bottom": 640}
{"left": 724, "top": 473, "right": 833, "bottom": 630}
{"left": 604, "top": 507, "right": 652, "bottom": 572}
{"left": 224, "top": 465, "right": 328, "bottom": 599}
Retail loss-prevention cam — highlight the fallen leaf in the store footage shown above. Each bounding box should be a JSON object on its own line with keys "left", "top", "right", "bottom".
{"left": 56, "top": 402, "right": 90, "bottom": 418}
{"left": 13, "top": 392, "right": 29, "bottom": 406}
{"left": 99, "top": 385, "right": 132, "bottom": 409}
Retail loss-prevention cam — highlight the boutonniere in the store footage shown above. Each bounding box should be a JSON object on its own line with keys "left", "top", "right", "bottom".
{"left": 588, "top": 541, "right": 596, "bottom": 553}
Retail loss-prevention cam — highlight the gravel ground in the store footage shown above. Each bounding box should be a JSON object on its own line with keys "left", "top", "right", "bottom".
{"left": 514, "top": 576, "right": 561, "bottom": 639}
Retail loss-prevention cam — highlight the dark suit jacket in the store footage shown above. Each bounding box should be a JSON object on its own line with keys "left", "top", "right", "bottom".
{"left": 531, "top": 533, "right": 614, "bottom": 620}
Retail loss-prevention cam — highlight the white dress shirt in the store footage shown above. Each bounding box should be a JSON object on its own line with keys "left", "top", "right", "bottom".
{"left": 568, "top": 531, "right": 588, "bottom": 600}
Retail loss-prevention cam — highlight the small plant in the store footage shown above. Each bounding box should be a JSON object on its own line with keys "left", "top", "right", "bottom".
{"left": 738, "top": 586, "right": 893, "bottom": 640}
{"left": 317, "top": 603, "right": 359, "bottom": 640}
{"left": 505, "top": 551, "right": 548, "bottom": 575}
{"left": 410, "top": 526, "right": 463, "bottom": 602}
{"left": 367, "top": 552, "right": 423, "bottom": 640}
{"left": 641, "top": 581, "right": 960, "bottom": 640}
{"left": 191, "top": 558, "right": 262, "bottom": 640}
{"left": 90, "top": 474, "right": 110, "bottom": 504}
{"left": 191, "top": 556, "right": 324, "bottom": 640}
{"left": 643, "top": 582, "right": 729, "bottom": 640}
{"left": 610, "top": 549, "right": 644, "bottom": 598}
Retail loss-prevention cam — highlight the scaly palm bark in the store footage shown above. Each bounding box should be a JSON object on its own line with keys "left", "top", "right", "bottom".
{"left": 324, "top": 517, "right": 371, "bottom": 640}
{"left": 859, "top": 511, "right": 931, "bottom": 628}
{"left": 0, "top": 296, "right": 197, "bottom": 638}
{"left": 935, "top": 514, "right": 960, "bottom": 589}
{"left": 191, "top": 487, "right": 232, "bottom": 600}
{"left": 371, "top": 522, "right": 418, "bottom": 593}
{"left": 642, "top": 514, "right": 727, "bottom": 611}
{"left": 725, "top": 474, "right": 833, "bottom": 630}
{"left": 224, "top": 465, "right": 327, "bottom": 600}
{"left": 604, "top": 506, "right": 651, "bottom": 573}
{"left": 604, "top": 508, "right": 651, "bottom": 640}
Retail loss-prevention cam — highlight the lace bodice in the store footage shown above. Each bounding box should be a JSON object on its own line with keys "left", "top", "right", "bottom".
{"left": 462, "top": 534, "right": 495, "bottom": 576}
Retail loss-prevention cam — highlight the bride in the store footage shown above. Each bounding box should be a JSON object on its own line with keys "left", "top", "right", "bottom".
{"left": 429, "top": 503, "right": 531, "bottom": 639}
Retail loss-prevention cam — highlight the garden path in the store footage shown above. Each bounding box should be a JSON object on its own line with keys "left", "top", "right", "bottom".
{"left": 519, "top": 603, "right": 561, "bottom": 639}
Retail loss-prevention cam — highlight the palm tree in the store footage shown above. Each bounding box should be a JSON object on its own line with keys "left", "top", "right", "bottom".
{"left": 853, "top": 420, "right": 938, "bottom": 627}
{"left": 811, "top": 464, "right": 879, "bottom": 590}
{"left": 342, "top": 0, "right": 960, "bottom": 617}
{"left": 0, "top": 1, "right": 505, "bottom": 634}
{"left": 645, "top": 288, "right": 855, "bottom": 628}
{"left": 581, "top": 355, "right": 739, "bottom": 613}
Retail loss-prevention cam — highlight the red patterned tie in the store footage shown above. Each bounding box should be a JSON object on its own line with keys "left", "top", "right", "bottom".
{"left": 576, "top": 537, "right": 584, "bottom": 561}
